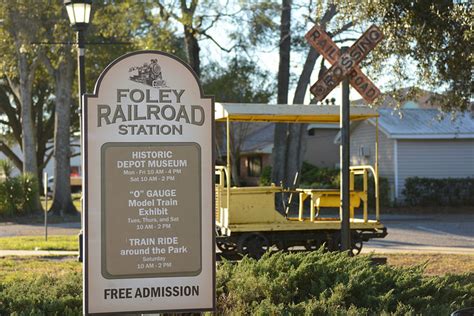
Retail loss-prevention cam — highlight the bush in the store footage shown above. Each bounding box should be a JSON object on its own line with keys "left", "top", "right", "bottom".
{"left": 300, "top": 162, "right": 340, "bottom": 189}
{"left": 0, "top": 261, "right": 82, "bottom": 315}
{"left": 1, "top": 253, "right": 473, "bottom": 315}
{"left": 0, "top": 159, "right": 13, "bottom": 177}
{"left": 259, "top": 166, "right": 272, "bottom": 186}
{"left": 403, "top": 177, "right": 474, "bottom": 207}
{"left": 354, "top": 174, "right": 391, "bottom": 208}
{"left": 299, "top": 162, "right": 390, "bottom": 207}
{"left": 0, "top": 172, "right": 39, "bottom": 217}
{"left": 216, "top": 250, "right": 474, "bottom": 314}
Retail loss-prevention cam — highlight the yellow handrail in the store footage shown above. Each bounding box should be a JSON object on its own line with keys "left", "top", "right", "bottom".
{"left": 350, "top": 165, "right": 379, "bottom": 222}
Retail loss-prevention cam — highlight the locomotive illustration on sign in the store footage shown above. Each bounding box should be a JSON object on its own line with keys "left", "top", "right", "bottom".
{"left": 129, "top": 58, "right": 167, "bottom": 88}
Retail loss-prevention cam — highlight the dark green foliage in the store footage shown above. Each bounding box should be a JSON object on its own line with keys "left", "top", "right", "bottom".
{"left": 403, "top": 177, "right": 474, "bottom": 207}
{"left": 0, "top": 159, "right": 13, "bottom": 177}
{"left": 216, "top": 250, "right": 474, "bottom": 315}
{"left": 0, "top": 252, "right": 472, "bottom": 314}
{"left": 369, "top": 1, "right": 472, "bottom": 112}
{"left": 259, "top": 166, "right": 272, "bottom": 186}
{"left": 354, "top": 174, "right": 391, "bottom": 208}
{"left": 201, "top": 56, "right": 274, "bottom": 103}
{"left": 298, "top": 162, "right": 390, "bottom": 206}
{"left": 0, "top": 173, "right": 38, "bottom": 216}
{"left": 300, "top": 162, "right": 340, "bottom": 189}
{"left": 0, "top": 271, "right": 82, "bottom": 315}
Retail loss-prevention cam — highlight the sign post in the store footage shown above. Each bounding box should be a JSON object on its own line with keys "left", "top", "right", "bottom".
{"left": 83, "top": 51, "right": 215, "bottom": 314}
{"left": 306, "top": 25, "right": 383, "bottom": 252}
{"left": 340, "top": 46, "right": 350, "bottom": 251}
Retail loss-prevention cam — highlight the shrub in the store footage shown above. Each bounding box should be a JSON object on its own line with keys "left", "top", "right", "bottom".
{"left": 403, "top": 177, "right": 474, "bottom": 206}
{"left": 298, "top": 162, "right": 390, "bottom": 207}
{"left": 216, "top": 250, "right": 474, "bottom": 314}
{"left": 1, "top": 252, "right": 473, "bottom": 315}
{"left": 259, "top": 166, "right": 272, "bottom": 186}
{"left": 354, "top": 174, "right": 391, "bottom": 208}
{"left": 0, "top": 159, "right": 13, "bottom": 177}
{"left": 300, "top": 162, "right": 340, "bottom": 188}
{"left": 0, "top": 172, "right": 39, "bottom": 217}
{"left": 0, "top": 265, "right": 82, "bottom": 315}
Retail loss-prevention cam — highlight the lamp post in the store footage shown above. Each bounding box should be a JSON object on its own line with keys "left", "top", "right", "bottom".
{"left": 64, "top": 0, "right": 92, "bottom": 262}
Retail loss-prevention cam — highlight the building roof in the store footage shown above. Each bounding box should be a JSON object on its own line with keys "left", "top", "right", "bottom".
{"left": 375, "top": 109, "right": 474, "bottom": 139}
{"left": 215, "top": 103, "right": 378, "bottom": 123}
{"left": 240, "top": 123, "right": 274, "bottom": 154}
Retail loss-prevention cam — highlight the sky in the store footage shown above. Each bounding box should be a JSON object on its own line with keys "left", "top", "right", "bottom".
{"left": 198, "top": 8, "right": 386, "bottom": 106}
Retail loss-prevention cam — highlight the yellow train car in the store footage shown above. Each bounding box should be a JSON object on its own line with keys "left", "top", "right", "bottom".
{"left": 215, "top": 103, "right": 387, "bottom": 258}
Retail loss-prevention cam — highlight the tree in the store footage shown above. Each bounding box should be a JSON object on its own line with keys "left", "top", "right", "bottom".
{"left": 202, "top": 57, "right": 274, "bottom": 185}
{"left": 271, "top": 1, "right": 357, "bottom": 189}
{"left": 155, "top": 0, "right": 239, "bottom": 77}
{"left": 45, "top": 1, "right": 181, "bottom": 216}
{"left": 367, "top": 0, "right": 472, "bottom": 112}
{"left": 0, "top": 3, "right": 45, "bottom": 212}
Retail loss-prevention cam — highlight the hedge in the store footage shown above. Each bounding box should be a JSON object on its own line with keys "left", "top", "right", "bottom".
{"left": 217, "top": 250, "right": 474, "bottom": 315}
{"left": 403, "top": 177, "right": 474, "bottom": 207}
{"left": 2, "top": 251, "right": 472, "bottom": 315}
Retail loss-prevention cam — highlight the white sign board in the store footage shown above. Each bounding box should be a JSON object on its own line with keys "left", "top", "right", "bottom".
{"left": 83, "top": 51, "right": 215, "bottom": 314}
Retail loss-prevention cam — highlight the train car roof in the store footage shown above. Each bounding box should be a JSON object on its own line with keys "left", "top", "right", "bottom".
{"left": 215, "top": 103, "right": 379, "bottom": 123}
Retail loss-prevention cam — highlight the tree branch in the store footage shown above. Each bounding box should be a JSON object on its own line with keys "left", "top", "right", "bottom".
{"left": 27, "top": 55, "right": 41, "bottom": 84}
{"left": 199, "top": 30, "right": 235, "bottom": 52}
{"left": 38, "top": 51, "right": 56, "bottom": 79}
{"left": 0, "top": 87, "right": 22, "bottom": 144}
{"left": 0, "top": 140, "right": 23, "bottom": 171}
{"left": 6, "top": 76, "right": 21, "bottom": 103}
{"left": 156, "top": 0, "right": 180, "bottom": 21}
{"left": 330, "top": 21, "right": 355, "bottom": 38}
{"left": 44, "top": 150, "right": 54, "bottom": 166}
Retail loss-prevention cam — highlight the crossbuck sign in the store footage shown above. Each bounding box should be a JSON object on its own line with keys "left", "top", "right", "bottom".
{"left": 305, "top": 25, "right": 383, "bottom": 103}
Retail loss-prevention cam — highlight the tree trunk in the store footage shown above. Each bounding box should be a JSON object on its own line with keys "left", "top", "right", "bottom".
{"left": 180, "top": 0, "right": 200, "bottom": 77}
{"left": 273, "top": 4, "right": 338, "bottom": 190}
{"left": 50, "top": 53, "right": 77, "bottom": 217}
{"left": 286, "top": 48, "right": 321, "bottom": 185}
{"left": 18, "top": 54, "right": 42, "bottom": 212}
{"left": 184, "top": 25, "right": 200, "bottom": 77}
{"left": 272, "top": 0, "right": 292, "bottom": 187}
{"left": 272, "top": 0, "right": 292, "bottom": 212}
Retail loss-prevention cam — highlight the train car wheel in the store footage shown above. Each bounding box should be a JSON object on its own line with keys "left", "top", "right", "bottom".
{"left": 238, "top": 233, "right": 269, "bottom": 259}
{"left": 216, "top": 241, "right": 237, "bottom": 253}
{"left": 350, "top": 232, "right": 363, "bottom": 256}
{"left": 304, "top": 239, "right": 320, "bottom": 251}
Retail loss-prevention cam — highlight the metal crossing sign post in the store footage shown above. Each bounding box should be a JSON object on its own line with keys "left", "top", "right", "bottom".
{"left": 306, "top": 25, "right": 383, "bottom": 252}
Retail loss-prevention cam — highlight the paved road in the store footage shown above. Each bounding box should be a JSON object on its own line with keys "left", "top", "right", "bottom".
{"left": 0, "top": 214, "right": 473, "bottom": 254}
{"left": 363, "top": 213, "right": 474, "bottom": 254}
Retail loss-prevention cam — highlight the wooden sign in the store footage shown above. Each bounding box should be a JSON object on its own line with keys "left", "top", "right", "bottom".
{"left": 306, "top": 25, "right": 383, "bottom": 103}
{"left": 83, "top": 51, "right": 215, "bottom": 314}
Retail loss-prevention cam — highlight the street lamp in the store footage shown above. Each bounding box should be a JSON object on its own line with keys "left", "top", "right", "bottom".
{"left": 64, "top": 0, "right": 92, "bottom": 262}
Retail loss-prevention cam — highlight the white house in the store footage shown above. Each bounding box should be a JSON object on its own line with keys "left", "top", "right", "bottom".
{"left": 349, "top": 108, "right": 474, "bottom": 201}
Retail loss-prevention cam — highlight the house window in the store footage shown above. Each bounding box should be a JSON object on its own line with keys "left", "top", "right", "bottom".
{"left": 247, "top": 156, "right": 262, "bottom": 177}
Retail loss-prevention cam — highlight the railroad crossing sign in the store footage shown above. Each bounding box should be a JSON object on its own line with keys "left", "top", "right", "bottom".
{"left": 305, "top": 25, "right": 383, "bottom": 103}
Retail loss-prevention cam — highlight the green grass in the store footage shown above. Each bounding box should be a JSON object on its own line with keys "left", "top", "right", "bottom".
{"left": 41, "top": 193, "right": 82, "bottom": 214}
{"left": 0, "top": 257, "right": 81, "bottom": 276}
{"left": 0, "top": 235, "right": 78, "bottom": 251}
